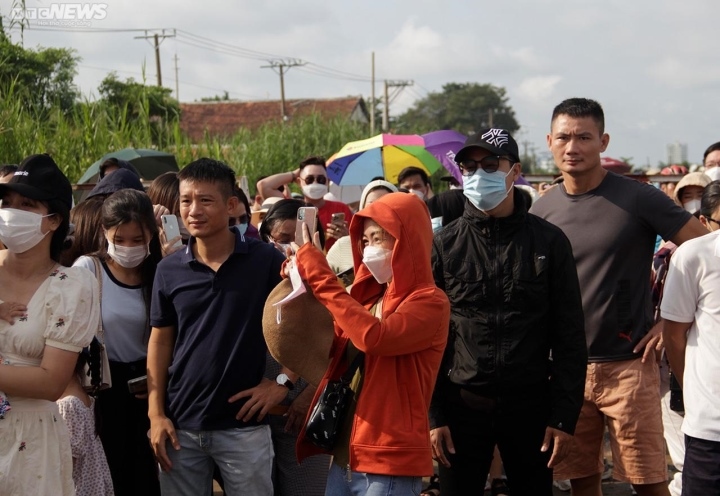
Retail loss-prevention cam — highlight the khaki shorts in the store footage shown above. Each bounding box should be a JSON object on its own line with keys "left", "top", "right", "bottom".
{"left": 553, "top": 357, "right": 668, "bottom": 485}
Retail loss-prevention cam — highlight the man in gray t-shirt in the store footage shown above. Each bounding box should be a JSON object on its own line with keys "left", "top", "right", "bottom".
{"left": 530, "top": 98, "right": 706, "bottom": 496}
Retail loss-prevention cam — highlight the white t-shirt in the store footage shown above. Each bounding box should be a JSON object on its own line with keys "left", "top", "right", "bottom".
{"left": 73, "top": 256, "right": 148, "bottom": 363}
{"left": 661, "top": 230, "right": 720, "bottom": 442}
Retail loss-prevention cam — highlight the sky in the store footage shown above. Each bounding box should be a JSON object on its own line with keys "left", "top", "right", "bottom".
{"left": 3, "top": 0, "right": 720, "bottom": 168}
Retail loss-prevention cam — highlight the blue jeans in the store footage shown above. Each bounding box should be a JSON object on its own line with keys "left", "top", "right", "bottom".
{"left": 325, "top": 463, "right": 422, "bottom": 496}
{"left": 159, "top": 425, "right": 274, "bottom": 496}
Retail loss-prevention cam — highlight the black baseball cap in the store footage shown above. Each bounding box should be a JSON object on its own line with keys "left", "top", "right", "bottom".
{"left": 0, "top": 154, "right": 73, "bottom": 210}
{"left": 455, "top": 128, "right": 520, "bottom": 164}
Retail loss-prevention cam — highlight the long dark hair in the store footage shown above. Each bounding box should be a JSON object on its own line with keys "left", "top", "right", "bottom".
{"left": 96, "top": 190, "right": 162, "bottom": 325}
{"left": 47, "top": 197, "right": 71, "bottom": 263}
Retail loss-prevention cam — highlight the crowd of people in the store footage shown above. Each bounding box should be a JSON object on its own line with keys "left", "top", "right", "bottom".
{"left": 0, "top": 96, "right": 718, "bottom": 496}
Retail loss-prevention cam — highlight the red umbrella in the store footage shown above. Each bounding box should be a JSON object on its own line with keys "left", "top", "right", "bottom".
{"left": 601, "top": 157, "right": 631, "bottom": 174}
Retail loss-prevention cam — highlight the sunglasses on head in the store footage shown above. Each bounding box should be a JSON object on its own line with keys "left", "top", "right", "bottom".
{"left": 458, "top": 155, "right": 513, "bottom": 176}
{"left": 300, "top": 174, "right": 327, "bottom": 185}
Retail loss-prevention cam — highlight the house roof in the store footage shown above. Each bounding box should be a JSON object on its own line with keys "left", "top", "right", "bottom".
{"left": 180, "top": 96, "right": 368, "bottom": 141}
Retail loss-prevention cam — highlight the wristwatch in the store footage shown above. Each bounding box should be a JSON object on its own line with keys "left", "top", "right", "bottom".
{"left": 276, "top": 373, "right": 295, "bottom": 390}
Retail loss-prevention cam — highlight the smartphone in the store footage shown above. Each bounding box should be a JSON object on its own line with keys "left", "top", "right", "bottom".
{"left": 295, "top": 207, "right": 318, "bottom": 246}
{"left": 127, "top": 375, "right": 148, "bottom": 395}
{"left": 161, "top": 214, "right": 183, "bottom": 249}
{"left": 331, "top": 212, "right": 345, "bottom": 224}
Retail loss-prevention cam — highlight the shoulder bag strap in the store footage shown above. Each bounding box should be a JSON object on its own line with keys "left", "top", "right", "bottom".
{"left": 90, "top": 257, "right": 105, "bottom": 345}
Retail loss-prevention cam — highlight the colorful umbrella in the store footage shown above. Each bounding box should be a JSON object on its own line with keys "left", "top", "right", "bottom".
{"left": 327, "top": 134, "right": 442, "bottom": 186}
{"left": 420, "top": 130, "right": 467, "bottom": 183}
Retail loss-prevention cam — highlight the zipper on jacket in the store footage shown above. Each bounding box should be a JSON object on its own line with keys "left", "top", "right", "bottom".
{"left": 346, "top": 464, "right": 352, "bottom": 482}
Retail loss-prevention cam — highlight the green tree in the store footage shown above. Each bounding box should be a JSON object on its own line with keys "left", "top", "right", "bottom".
{"left": 395, "top": 82, "right": 520, "bottom": 135}
{"left": 98, "top": 72, "right": 180, "bottom": 121}
{"left": 200, "top": 91, "right": 230, "bottom": 102}
{"left": 0, "top": 24, "right": 79, "bottom": 112}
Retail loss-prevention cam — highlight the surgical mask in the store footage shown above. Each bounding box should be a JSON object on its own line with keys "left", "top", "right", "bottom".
{"left": 0, "top": 208, "right": 52, "bottom": 253}
{"left": 362, "top": 245, "right": 393, "bottom": 284}
{"left": 462, "top": 168, "right": 513, "bottom": 211}
{"left": 409, "top": 189, "right": 425, "bottom": 200}
{"left": 683, "top": 199, "right": 701, "bottom": 214}
{"left": 302, "top": 183, "right": 327, "bottom": 200}
{"left": 236, "top": 222, "right": 248, "bottom": 236}
{"left": 107, "top": 241, "right": 149, "bottom": 268}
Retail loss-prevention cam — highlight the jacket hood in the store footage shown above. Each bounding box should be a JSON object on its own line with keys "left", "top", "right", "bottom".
{"left": 673, "top": 171, "right": 711, "bottom": 206}
{"left": 349, "top": 192, "right": 434, "bottom": 307}
{"left": 99, "top": 159, "right": 140, "bottom": 179}
{"left": 87, "top": 168, "right": 145, "bottom": 199}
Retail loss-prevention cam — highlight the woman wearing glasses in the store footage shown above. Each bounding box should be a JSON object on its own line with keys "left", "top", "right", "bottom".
{"left": 256, "top": 156, "right": 353, "bottom": 250}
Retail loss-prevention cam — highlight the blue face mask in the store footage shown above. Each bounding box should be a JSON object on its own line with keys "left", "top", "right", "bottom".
{"left": 462, "top": 168, "right": 513, "bottom": 211}
{"left": 236, "top": 222, "right": 248, "bottom": 236}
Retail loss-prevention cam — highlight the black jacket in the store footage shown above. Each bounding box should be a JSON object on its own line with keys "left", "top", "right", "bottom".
{"left": 429, "top": 193, "right": 587, "bottom": 434}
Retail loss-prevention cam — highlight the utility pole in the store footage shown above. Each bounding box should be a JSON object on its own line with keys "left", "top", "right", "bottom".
{"left": 173, "top": 54, "right": 180, "bottom": 101}
{"left": 134, "top": 29, "right": 176, "bottom": 87}
{"left": 382, "top": 79, "right": 413, "bottom": 132}
{"left": 370, "top": 52, "right": 375, "bottom": 135}
{"left": 261, "top": 59, "right": 306, "bottom": 121}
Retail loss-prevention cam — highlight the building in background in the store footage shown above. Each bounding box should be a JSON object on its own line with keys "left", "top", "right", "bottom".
{"left": 667, "top": 141, "right": 688, "bottom": 165}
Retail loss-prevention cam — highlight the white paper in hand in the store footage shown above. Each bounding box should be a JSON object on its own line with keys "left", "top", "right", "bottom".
{"left": 273, "top": 259, "right": 307, "bottom": 323}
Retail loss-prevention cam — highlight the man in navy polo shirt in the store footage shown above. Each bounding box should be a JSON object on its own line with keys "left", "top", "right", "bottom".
{"left": 147, "top": 158, "right": 289, "bottom": 495}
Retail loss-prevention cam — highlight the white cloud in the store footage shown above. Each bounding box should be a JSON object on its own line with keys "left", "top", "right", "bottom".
{"left": 515, "top": 75, "right": 563, "bottom": 104}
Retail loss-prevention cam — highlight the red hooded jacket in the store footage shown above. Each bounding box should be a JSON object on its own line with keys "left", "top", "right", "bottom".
{"left": 294, "top": 192, "right": 450, "bottom": 476}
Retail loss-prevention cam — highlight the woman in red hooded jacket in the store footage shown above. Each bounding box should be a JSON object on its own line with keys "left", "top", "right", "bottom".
{"left": 291, "top": 192, "right": 450, "bottom": 495}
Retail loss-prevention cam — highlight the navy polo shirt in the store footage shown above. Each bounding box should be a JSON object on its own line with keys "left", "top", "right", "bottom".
{"left": 150, "top": 229, "right": 285, "bottom": 430}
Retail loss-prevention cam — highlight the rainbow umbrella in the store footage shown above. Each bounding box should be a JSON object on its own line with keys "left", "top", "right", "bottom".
{"left": 327, "top": 134, "right": 442, "bottom": 186}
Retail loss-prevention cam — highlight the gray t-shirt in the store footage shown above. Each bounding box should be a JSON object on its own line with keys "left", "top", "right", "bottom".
{"left": 530, "top": 172, "right": 691, "bottom": 362}
{"left": 74, "top": 256, "right": 148, "bottom": 363}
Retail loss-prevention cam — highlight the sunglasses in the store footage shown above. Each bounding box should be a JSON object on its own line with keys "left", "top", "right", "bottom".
{"left": 458, "top": 156, "right": 513, "bottom": 176}
{"left": 300, "top": 174, "right": 327, "bottom": 185}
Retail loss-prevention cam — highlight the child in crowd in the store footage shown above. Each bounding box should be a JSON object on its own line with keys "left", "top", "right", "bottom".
{"left": 57, "top": 340, "right": 114, "bottom": 496}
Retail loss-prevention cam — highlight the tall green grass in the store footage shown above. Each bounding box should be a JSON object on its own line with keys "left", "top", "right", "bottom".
{"left": 0, "top": 82, "right": 368, "bottom": 184}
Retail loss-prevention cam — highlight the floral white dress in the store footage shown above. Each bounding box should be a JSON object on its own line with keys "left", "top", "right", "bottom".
{"left": 0, "top": 266, "right": 100, "bottom": 495}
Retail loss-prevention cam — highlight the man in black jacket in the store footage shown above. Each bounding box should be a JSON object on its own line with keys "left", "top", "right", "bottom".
{"left": 429, "top": 128, "right": 587, "bottom": 496}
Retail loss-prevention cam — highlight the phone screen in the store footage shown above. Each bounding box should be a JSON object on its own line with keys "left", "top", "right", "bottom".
{"left": 295, "top": 207, "right": 318, "bottom": 246}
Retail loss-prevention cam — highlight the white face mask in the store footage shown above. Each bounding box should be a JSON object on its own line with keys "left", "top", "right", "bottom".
{"left": 409, "top": 188, "right": 426, "bottom": 200}
{"left": 302, "top": 183, "right": 327, "bottom": 200}
{"left": 107, "top": 241, "right": 149, "bottom": 268}
{"left": 0, "top": 208, "right": 52, "bottom": 253}
{"left": 683, "top": 199, "right": 701, "bottom": 214}
{"left": 362, "top": 245, "right": 393, "bottom": 284}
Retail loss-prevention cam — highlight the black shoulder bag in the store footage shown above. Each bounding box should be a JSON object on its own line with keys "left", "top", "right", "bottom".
{"left": 304, "top": 350, "right": 365, "bottom": 450}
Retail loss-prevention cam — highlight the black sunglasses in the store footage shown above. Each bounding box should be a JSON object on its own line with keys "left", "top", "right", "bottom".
{"left": 458, "top": 156, "right": 513, "bottom": 176}
{"left": 300, "top": 174, "right": 327, "bottom": 185}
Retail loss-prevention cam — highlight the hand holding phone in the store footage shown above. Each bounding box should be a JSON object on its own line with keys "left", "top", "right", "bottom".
{"left": 295, "top": 207, "right": 317, "bottom": 247}
{"left": 161, "top": 215, "right": 183, "bottom": 251}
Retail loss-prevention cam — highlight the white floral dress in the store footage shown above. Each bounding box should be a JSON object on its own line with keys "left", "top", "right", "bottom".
{"left": 0, "top": 266, "right": 100, "bottom": 496}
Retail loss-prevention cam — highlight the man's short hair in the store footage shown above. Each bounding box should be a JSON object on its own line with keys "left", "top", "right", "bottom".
{"left": 703, "top": 142, "right": 720, "bottom": 164}
{"left": 551, "top": 98, "right": 605, "bottom": 135}
{"left": 0, "top": 164, "right": 18, "bottom": 178}
{"left": 299, "top": 156, "right": 327, "bottom": 171}
{"left": 398, "top": 166, "right": 430, "bottom": 186}
{"left": 178, "top": 158, "right": 235, "bottom": 200}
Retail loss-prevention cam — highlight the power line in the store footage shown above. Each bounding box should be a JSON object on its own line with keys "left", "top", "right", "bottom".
{"left": 16, "top": 24, "right": 385, "bottom": 83}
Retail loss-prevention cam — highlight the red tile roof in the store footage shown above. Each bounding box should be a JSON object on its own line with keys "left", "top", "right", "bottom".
{"left": 180, "top": 96, "right": 368, "bottom": 141}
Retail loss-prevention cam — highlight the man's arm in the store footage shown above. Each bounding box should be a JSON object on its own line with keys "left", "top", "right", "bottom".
{"left": 669, "top": 216, "right": 707, "bottom": 246}
{"left": 147, "top": 325, "right": 178, "bottom": 472}
{"left": 662, "top": 319, "right": 692, "bottom": 386}
{"left": 256, "top": 169, "right": 298, "bottom": 202}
